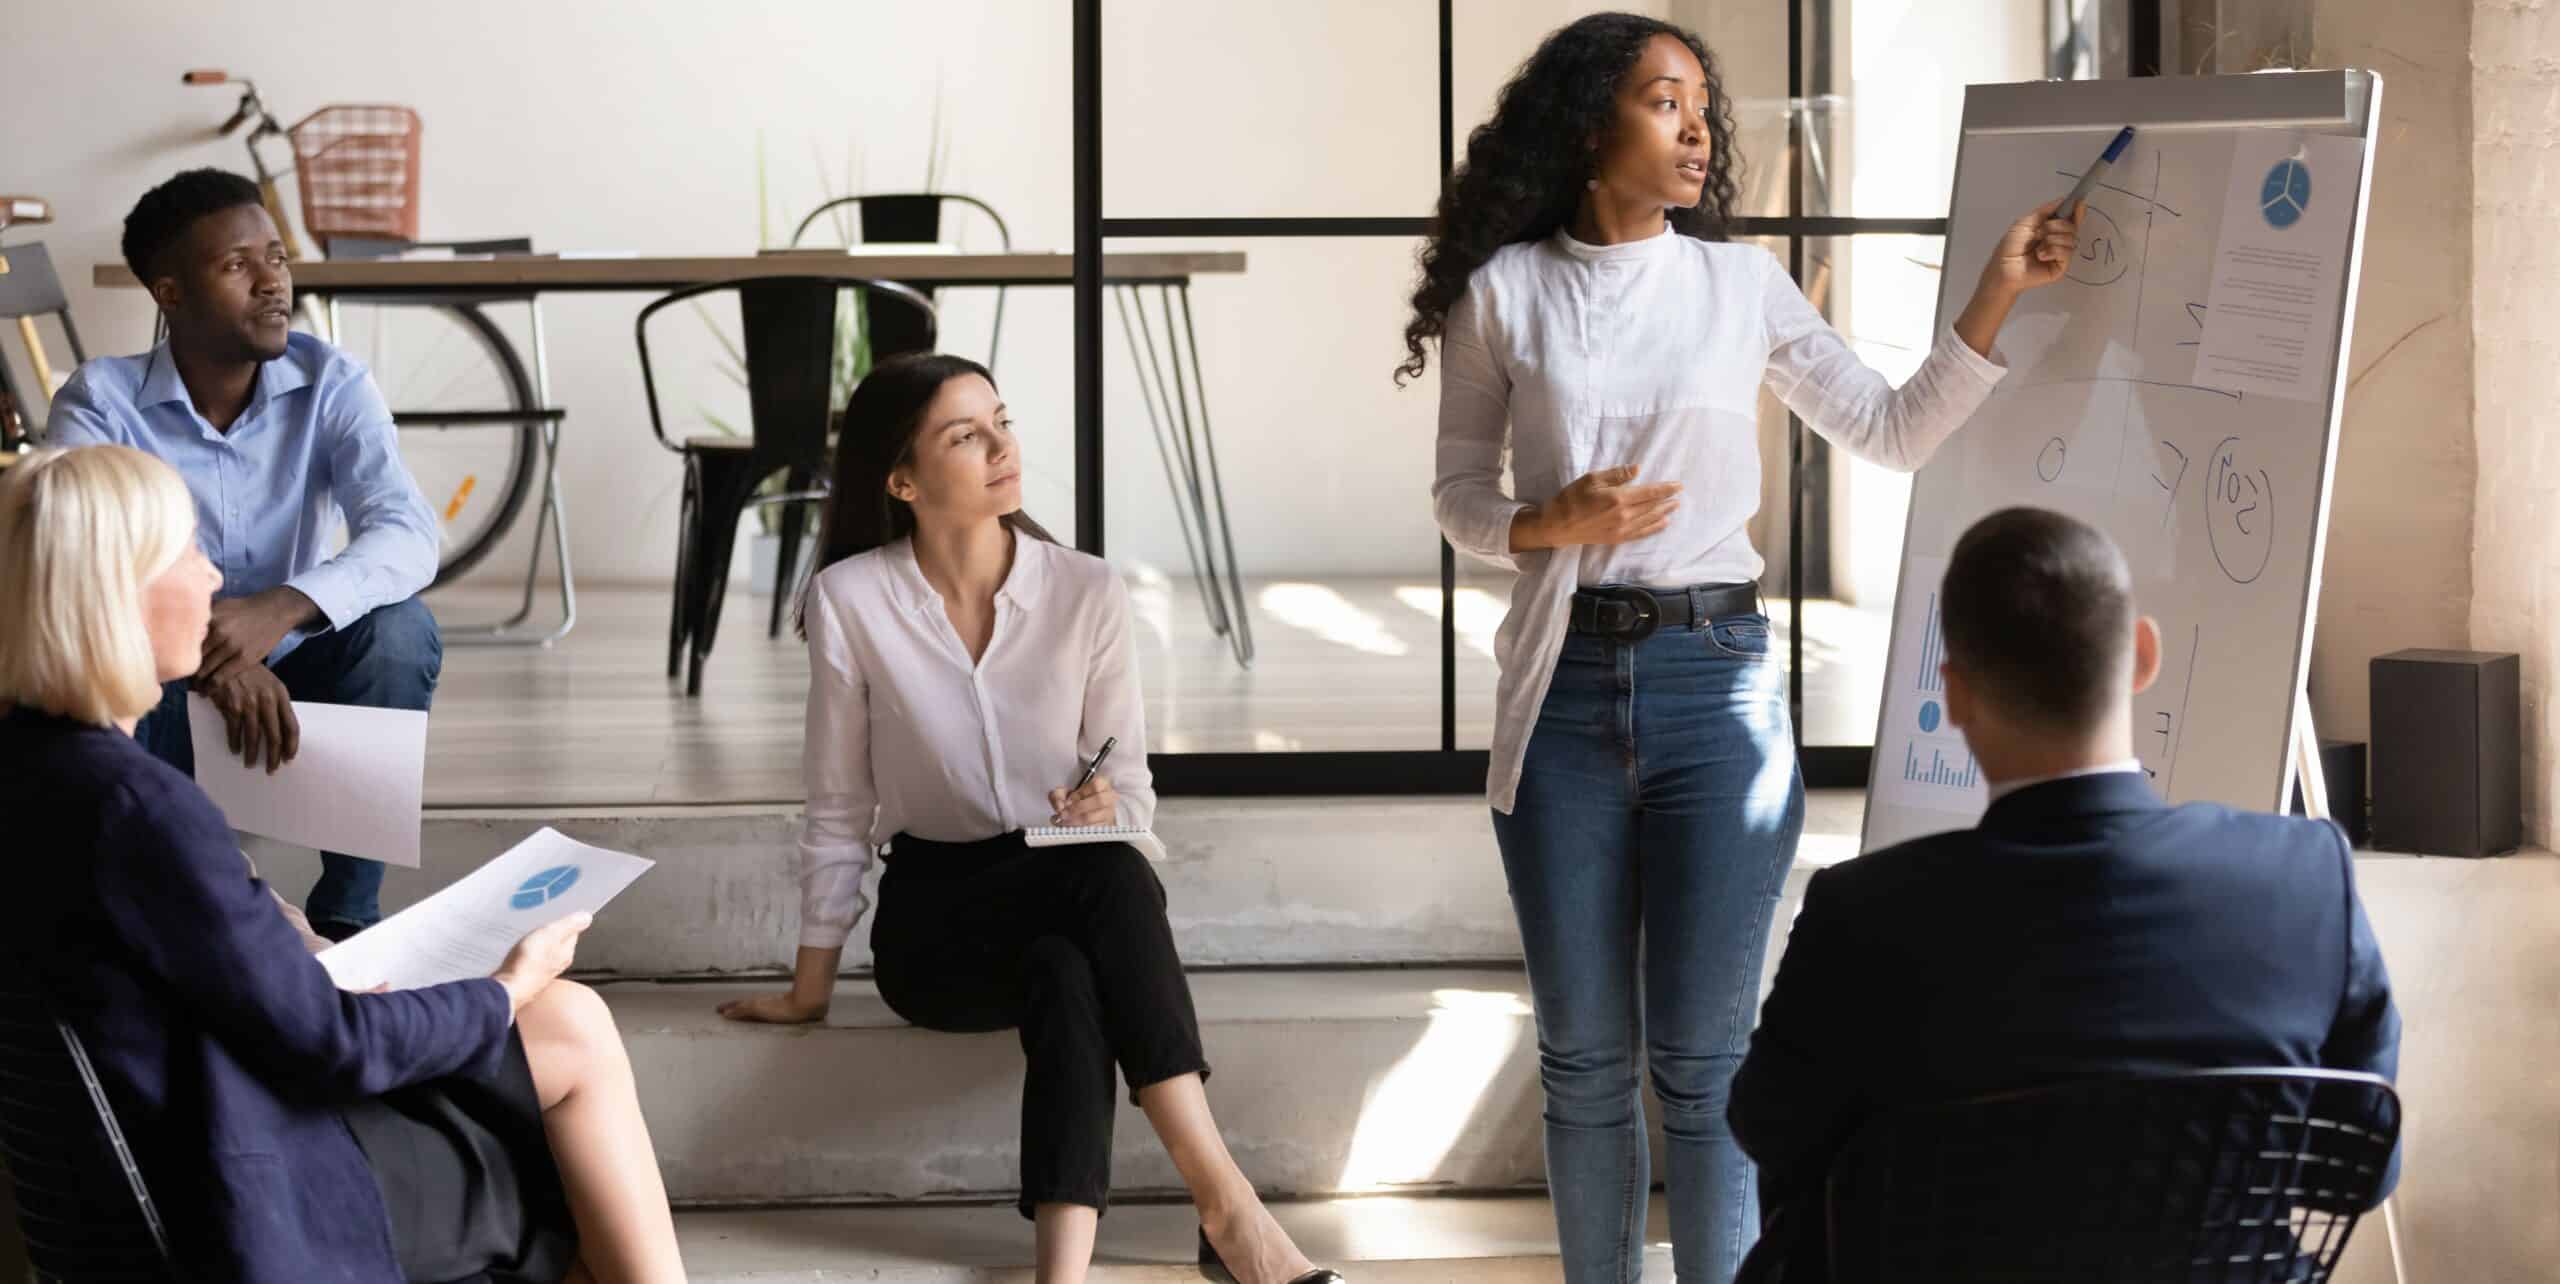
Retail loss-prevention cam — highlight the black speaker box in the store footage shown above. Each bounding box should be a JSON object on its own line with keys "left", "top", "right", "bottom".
{"left": 2370, "top": 649, "right": 2520, "bottom": 857}
{"left": 2288, "top": 739, "right": 2369, "bottom": 846}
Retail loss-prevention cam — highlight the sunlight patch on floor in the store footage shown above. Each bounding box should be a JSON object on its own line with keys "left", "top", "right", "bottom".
{"left": 1335, "top": 988, "right": 1531, "bottom": 1192}
{"left": 1260, "top": 582, "right": 1411, "bottom": 657}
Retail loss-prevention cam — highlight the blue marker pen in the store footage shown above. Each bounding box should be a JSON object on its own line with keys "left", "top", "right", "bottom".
{"left": 2059, "top": 126, "right": 2136, "bottom": 218}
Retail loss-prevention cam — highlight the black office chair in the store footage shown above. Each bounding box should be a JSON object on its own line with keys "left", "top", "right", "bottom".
{"left": 1823, "top": 1067, "right": 2401, "bottom": 1283}
{"left": 791, "top": 194, "right": 1011, "bottom": 370}
{"left": 638, "top": 275, "right": 936, "bottom": 694}
{"left": 0, "top": 957, "right": 177, "bottom": 1283}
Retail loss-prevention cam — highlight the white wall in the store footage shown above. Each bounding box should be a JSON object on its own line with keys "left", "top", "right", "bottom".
{"left": 1, "top": 0, "right": 1676, "bottom": 589}
{"left": 2467, "top": 0, "right": 2560, "bottom": 846}
{"left": 4, "top": 0, "right": 1070, "bottom": 584}
{"left": 2302, "top": 0, "right": 2480, "bottom": 749}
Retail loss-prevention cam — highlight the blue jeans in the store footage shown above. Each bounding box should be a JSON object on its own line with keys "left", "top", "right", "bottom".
{"left": 133, "top": 597, "right": 443, "bottom": 936}
{"left": 1493, "top": 615, "right": 1805, "bottom": 1284}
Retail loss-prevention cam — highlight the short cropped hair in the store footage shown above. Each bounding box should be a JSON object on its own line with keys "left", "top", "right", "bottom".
{"left": 0, "top": 447, "right": 201, "bottom": 725}
{"left": 121, "top": 168, "right": 265, "bottom": 283}
{"left": 1939, "top": 507, "right": 2135, "bottom": 733}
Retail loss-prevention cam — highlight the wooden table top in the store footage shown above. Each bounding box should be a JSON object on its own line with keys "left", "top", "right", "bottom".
{"left": 93, "top": 250, "right": 1247, "bottom": 294}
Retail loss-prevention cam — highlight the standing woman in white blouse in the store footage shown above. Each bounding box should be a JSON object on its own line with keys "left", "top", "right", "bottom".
{"left": 715, "top": 354, "right": 1341, "bottom": 1284}
{"left": 1400, "top": 14, "right": 2077, "bottom": 1284}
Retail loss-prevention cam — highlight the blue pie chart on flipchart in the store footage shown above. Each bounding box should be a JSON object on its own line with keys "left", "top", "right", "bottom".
{"left": 2261, "top": 158, "right": 2310, "bottom": 229}
{"left": 511, "top": 865, "right": 582, "bottom": 910}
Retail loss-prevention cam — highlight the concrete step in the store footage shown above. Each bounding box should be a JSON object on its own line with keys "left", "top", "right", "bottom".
{"left": 617, "top": 889, "right": 1816, "bottom": 1206}
{"left": 615, "top": 969, "right": 1572, "bottom": 1207}
{"left": 242, "top": 792, "right": 1868, "bottom": 977}
{"left": 246, "top": 798, "right": 1514, "bottom": 976}
{"left": 677, "top": 1195, "right": 1678, "bottom": 1281}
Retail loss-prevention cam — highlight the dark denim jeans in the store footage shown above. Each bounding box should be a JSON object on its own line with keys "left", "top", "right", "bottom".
{"left": 133, "top": 596, "right": 442, "bottom": 936}
{"left": 1492, "top": 614, "right": 1805, "bottom": 1284}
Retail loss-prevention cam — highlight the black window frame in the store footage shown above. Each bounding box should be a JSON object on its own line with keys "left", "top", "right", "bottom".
{"left": 1068, "top": 0, "right": 2097, "bottom": 795}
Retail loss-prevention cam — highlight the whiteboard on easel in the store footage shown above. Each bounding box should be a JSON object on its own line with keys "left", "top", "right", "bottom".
{"left": 1861, "top": 70, "right": 2384, "bottom": 854}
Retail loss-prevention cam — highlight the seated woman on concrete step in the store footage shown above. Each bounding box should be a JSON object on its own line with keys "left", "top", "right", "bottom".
{"left": 716, "top": 353, "right": 1342, "bottom": 1284}
{"left": 0, "top": 445, "right": 688, "bottom": 1284}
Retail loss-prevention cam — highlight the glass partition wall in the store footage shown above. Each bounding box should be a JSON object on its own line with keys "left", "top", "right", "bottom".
{"left": 1072, "top": 0, "right": 2055, "bottom": 793}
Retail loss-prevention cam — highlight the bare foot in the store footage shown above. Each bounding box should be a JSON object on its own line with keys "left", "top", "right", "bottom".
{"left": 1204, "top": 1199, "right": 1318, "bottom": 1284}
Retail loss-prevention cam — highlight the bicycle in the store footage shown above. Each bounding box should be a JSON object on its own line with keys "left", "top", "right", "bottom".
{"left": 0, "top": 193, "right": 68, "bottom": 456}
{"left": 182, "top": 70, "right": 542, "bottom": 587}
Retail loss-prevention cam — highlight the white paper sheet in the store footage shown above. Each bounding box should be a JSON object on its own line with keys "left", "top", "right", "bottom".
{"left": 1871, "top": 556, "right": 1989, "bottom": 818}
{"left": 1021, "top": 824, "right": 1169, "bottom": 862}
{"left": 187, "top": 695, "right": 427, "bottom": 867}
{"left": 317, "top": 828, "right": 653, "bottom": 992}
{"left": 2192, "top": 132, "right": 2364, "bottom": 402}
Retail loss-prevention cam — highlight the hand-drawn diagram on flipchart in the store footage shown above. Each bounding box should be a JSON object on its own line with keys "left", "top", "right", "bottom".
{"left": 1863, "top": 72, "right": 2381, "bottom": 852}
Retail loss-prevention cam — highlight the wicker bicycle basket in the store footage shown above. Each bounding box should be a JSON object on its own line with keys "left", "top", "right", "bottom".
{"left": 287, "top": 105, "right": 422, "bottom": 244}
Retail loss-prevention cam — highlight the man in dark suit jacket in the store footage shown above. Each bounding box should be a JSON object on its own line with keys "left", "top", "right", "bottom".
{"left": 1728, "top": 506, "right": 2401, "bottom": 1282}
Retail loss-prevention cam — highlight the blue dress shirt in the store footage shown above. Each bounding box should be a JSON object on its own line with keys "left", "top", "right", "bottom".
{"left": 47, "top": 332, "right": 439, "bottom": 660}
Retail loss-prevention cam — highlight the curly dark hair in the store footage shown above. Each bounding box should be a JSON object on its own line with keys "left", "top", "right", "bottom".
{"left": 1397, "top": 13, "right": 1741, "bottom": 384}
{"left": 121, "top": 168, "right": 266, "bottom": 283}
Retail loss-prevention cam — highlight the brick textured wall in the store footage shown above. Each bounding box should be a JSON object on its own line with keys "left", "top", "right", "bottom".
{"left": 2468, "top": 0, "right": 2560, "bottom": 844}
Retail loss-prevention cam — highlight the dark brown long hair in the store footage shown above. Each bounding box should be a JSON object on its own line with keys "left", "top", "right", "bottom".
{"left": 1397, "top": 12, "right": 1741, "bottom": 384}
{"left": 796, "top": 352, "right": 1056, "bottom": 636}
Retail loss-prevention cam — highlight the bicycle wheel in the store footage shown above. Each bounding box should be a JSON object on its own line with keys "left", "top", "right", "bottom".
{"left": 326, "top": 299, "right": 539, "bottom": 586}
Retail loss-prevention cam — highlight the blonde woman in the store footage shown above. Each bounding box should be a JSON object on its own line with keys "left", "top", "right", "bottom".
{"left": 0, "top": 445, "right": 687, "bottom": 1284}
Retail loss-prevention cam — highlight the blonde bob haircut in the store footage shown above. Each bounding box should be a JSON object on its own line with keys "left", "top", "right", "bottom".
{"left": 0, "top": 446, "right": 202, "bottom": 725}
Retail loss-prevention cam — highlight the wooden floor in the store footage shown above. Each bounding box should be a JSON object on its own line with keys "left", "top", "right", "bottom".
{"left": 420, "top": 576, "right": 1891, "bottom": 808}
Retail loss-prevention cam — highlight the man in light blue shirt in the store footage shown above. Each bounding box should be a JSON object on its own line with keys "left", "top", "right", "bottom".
{"left": 49, "top": 169, "right": 442, "bottom": 938}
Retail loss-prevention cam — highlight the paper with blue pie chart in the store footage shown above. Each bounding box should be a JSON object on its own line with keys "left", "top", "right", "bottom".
{"left": 2259, "top": 157, "right": 2310, "bottom": 229}
{"left": 316, "top": 827, "right": 655, "bottom": 994}
{"left": 2193, "top": 132, "right": 2361, "bottom": 402}
{"left": 511, "top": 864, "right": 583, "bottom": 910}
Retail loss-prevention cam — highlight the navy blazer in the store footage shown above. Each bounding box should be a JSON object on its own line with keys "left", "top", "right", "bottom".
{"left": 0, "top": 709, "right": 513, "bottom": 1282}
{"left": 1729, "top": 771, "right": 2401, "bottom": 1283}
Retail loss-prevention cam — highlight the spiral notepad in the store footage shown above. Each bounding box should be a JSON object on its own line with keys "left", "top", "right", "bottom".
{"left": 1023, "top": 824, "right": 1167, "bottom": 862}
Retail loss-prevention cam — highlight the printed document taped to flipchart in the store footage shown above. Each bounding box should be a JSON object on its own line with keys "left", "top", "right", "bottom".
{"left": 318, "top": 828, "right": 652, "bottom": 992}
{"left": 2193, "top": 132, "right": 2362, "bottom": 402}
{"left": 188, "top": 695, "right": 427, "bottom": 867}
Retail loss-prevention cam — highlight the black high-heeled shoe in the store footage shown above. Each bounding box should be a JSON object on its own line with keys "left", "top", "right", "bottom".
{"left": 1197, "top": 1225, "right": 1346, "bottom": 1284}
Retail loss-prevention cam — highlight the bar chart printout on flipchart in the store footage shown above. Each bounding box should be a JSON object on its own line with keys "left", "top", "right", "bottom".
{"left": 1862, "top": 71, "right": 2382, "bottom": 853}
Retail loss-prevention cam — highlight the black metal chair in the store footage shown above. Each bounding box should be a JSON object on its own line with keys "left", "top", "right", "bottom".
{"left": 1823, "top": 1067, "right": 2401, "bottom": 1283}
{"left": 638, "top": 275, "right": 936, "bottom": 695}
{"left": 790, "top": 193, "right": 1011, "bottom": 370}
{"left": 791, "top": 192, "right": 1260, "bottom": 670}
{"left": 0, "top": 239, "right": 90, "bottom": 455}
{"left": 0, "top": 958, "right": 177, "bottom": 1282}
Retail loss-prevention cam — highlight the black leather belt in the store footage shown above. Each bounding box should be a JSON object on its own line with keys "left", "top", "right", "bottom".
{"left": 1567, "top": 582, "right": 1762, "bottom": 642}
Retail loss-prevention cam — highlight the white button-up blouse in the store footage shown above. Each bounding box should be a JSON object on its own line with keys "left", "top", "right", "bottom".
{"left": 795, "top": 533, "right": 1155, "bottom": 948}
{"left": 1432, "top": 225, "right": 2009, "bottom": 813}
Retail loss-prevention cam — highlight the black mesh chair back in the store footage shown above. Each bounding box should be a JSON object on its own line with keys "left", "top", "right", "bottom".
{"left": 0, "top": 957, "right": 176, "bottom": 1282}
{"left": 1825, "top": 1067, "right": 2400, "bottom": 1283}
{"left": 637, "top": 274, "right": 936, "bottom": 692}
{"left": 791, "top": 193, "right": 1007, "bottom": 366}
{"left": 0, "top": 242, "right": 91, "bottom": 448}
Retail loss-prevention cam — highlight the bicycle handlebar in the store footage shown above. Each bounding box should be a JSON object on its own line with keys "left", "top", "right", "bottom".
{"left": 184, "top": 71, "right": 285, "bottom": 143}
